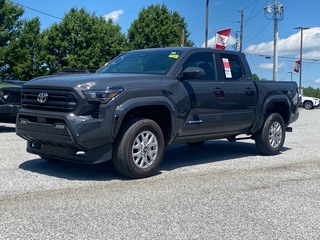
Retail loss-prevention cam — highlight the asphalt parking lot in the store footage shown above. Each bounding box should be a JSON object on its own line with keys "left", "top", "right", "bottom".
{"left": 0, "top": 109, "right": 319, "bottom": 240}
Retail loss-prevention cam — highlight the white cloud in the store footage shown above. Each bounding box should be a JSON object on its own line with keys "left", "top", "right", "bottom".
{"left": 259, "top": 62, "right": 286, "bottom": 70}
{"left": 315, "top": 79, "right": 320, "bottom": 84}
{"left": 103, "top": 10, "right": 124, "bottom": 22}
{"left": 259, "top": 63, "right": 273, "bottom": 69}
{"left": 245, "top": 27, "right": 320, "bottom": 59}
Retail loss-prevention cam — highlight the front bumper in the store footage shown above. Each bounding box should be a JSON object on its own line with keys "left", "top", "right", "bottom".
{"left": 16, "top": 110, "right": 114, "bottom": 164}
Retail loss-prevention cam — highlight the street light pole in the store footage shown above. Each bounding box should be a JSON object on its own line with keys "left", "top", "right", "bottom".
{"left": 288, "top": 71, "right": 293, "bottom": 81}
{"left": 295, "top": 27, "right": 310, "bottom": 94}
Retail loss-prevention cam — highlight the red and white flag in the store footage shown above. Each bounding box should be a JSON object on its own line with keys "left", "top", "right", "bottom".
{"left": 215, "top": 28, "right": 231, "bottom": 50}
{"left": 294, "top": 60, "right": 301, "bottom": 73}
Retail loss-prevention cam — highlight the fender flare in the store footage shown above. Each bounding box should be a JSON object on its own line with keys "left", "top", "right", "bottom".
{"left": 112, "top": 96, "right": 176, "bottom": 138}
{"left": 251, "top": 94, "right": 291, "bottom": 133}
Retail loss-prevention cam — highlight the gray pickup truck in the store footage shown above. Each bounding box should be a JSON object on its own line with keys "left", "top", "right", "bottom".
{"left": 16, "top": 47, "right": 299, "bottom": 178}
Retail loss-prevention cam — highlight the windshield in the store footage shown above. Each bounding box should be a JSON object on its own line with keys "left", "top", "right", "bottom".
{"left": 98, "top": 50, "right": 182, "bottom": 74}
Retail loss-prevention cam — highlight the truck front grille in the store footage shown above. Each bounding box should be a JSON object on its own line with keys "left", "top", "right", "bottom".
{"left": 21, "top": 89, "right": 78, "bottom": 112}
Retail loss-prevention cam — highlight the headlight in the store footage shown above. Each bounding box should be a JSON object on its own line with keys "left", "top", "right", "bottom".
{"left": 82, "top": 87, "right": 123, "bottom": 104}
{"left": 0, "top": 90, "right": 9, "bottom": 103}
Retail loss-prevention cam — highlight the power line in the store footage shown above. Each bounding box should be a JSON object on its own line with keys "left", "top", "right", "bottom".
{"left": 244, "top": 21, "right": 271, "bottom": 43}
{"left": 8, "top": 0, "right": 63, "bottom": 21}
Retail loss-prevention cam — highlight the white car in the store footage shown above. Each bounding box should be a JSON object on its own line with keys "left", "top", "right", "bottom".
{"left": 299, "top": 94, "right": 320, "bottom": 110}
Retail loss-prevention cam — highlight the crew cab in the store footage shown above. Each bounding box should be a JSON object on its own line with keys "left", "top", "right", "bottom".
{"left": 16, "top": 47, "right": 299, "bottom": 178}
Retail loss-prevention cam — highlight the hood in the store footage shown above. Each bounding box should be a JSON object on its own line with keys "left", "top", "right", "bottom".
{"left": 24, "top": 73, "right": 163, "bottom": 90}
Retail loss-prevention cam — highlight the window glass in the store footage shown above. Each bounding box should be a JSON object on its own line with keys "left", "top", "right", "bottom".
{"left": 221, "top": 54, "right": 244, "bottom": 80}
{"left": 183, "top": 52, "right": 216, "bottom": 80}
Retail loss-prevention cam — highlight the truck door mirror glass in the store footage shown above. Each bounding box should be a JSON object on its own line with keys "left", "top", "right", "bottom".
{"left": 182, "top": 67, "right": 205, "bottom": 79}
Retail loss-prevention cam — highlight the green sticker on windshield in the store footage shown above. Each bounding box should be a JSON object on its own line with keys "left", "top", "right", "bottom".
{"left": 169, "top": 52, "right": 179, "bottom": 59}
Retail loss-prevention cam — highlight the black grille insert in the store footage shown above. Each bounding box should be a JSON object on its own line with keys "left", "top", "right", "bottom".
{"left": 22, "top": 89, "right": 78, "bottom": 112}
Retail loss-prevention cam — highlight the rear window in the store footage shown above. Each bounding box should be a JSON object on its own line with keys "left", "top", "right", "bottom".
{"left": 220, "top": 54, "right": 244, "bottom": 80}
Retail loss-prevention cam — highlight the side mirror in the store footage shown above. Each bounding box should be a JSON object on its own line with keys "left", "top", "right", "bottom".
{"left": 181, "top": 67, "right": 205, "bottom": 80}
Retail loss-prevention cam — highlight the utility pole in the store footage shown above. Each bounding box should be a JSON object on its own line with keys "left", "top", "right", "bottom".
{"left": 264, "top": 1, "right": 284, "bottom": 81}
{"left": 238, "top": 10, "right": 244, "bottom": 52}
{"left": 205, "top": 0, "right": 209, "bottom": 48}
{"left": 295, "top": 27, "right": 310, "bottom": 94}
{"left": 181, "top": 29, "right": 185, "bottom": 47}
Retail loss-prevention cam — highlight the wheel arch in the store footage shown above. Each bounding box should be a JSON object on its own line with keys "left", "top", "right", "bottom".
{"left": 252, "top": 94, "right": 292, "bottom": 133}
{"left": 113, "top": 97, "right": 174, "bottom": 144}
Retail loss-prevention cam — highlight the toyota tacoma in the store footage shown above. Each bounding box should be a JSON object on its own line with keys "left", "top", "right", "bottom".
{"left": 16, "top": 47, "right": 299, "bottom": 178}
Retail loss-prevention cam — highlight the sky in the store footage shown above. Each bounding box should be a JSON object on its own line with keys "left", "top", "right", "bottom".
{"left": 10, "top": 0, "right": 320, "bottom": 89}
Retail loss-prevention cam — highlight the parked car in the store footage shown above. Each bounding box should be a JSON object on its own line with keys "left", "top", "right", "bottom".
{"left": 299, "top": 94, "right": 320, "bottom": 110}
{"left": 0, "top": 82, "right": 23, "bottom": 123}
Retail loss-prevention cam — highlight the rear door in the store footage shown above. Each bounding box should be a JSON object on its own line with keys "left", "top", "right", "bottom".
{"left": 216, "top": 53, "right": 257, "bottom": 132}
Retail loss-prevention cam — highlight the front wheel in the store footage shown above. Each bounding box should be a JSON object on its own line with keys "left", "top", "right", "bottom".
{"left": 303, "top": 101, "right": 314, "bottom": 110}
{"left": 255, "top": 113, "right": 285, "bottom": 155}
{"left": 113, "top": 118, "right": 165, "bottom": 179}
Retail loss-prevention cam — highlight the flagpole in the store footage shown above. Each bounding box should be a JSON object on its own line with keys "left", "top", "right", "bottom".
{"left": 295, "top": 27, "right": 310, "bottom": 94}
{"left": 205, "top": 0, "right": 209, "bottom": 48}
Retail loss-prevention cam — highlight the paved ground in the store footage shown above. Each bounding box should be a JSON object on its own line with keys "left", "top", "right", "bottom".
{"left": 0, "top": 109, "right": 319, "bottom": 239}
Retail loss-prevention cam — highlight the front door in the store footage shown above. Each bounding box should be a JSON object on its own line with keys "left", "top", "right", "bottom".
{"left": 177, "top": 52, "right": 226, "bottom": 136}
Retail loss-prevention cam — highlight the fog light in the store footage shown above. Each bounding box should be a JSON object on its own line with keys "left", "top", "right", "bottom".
{"left": 54, "top": 123, "right": 65, "bottom": 129}
{"left": 19, "top": 119, "right": 28, "bottom": 124}
{"left": 76, "top": 151, "right": 87, "bottom": 156}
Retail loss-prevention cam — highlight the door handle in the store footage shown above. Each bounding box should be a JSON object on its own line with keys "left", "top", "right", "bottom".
{"left": 245, "top": 87, "right": 255, "bottom": 96}
{"left": 214, "top": 88, "right": 225, "bottom": 98}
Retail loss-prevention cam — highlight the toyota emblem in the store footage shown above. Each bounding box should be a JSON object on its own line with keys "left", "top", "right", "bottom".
{"left": 37, "top": 92, "right": 49, "bottom": 104}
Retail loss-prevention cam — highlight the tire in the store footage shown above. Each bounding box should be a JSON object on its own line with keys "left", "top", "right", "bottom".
{"left": 113, "top": 118, "right": 165, "bottom": 179}
{"left": 303, "top": 101, "right": 314, "bottom": 110}
{"left": 255, "top": 113, "right": 285, "bottom": 155}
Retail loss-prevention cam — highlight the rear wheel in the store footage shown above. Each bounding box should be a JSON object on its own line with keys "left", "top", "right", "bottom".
{"left": 255, "top": 113, "right": 285, "bottom": 155}
{"left": 113, "top": 118, "right": 164, "bottom": 179}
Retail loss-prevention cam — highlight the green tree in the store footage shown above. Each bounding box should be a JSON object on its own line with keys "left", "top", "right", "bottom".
{"left": 5, "top": 18, "right": 43, "bottom": 80}
{"left": 41, "top": 7, "right": 127, "bottom": 73}
{"left": 252, "top": 73, "right": 259, "bottom": 81}
{"left": 127, "top": 4, "right": 194, "bottom": 49}
{"left": 0, "top": 0, "right": 24, "bottom": 79}
{"left": 303, "top": 86, "right": 320, "bottom": 98}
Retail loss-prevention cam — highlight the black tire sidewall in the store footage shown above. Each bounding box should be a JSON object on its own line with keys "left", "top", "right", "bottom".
{"left": 114, "top": 118, "right": 165, "bottom": 178}
{"left": 255, "top": 113, "right": 285, "bottom": 155}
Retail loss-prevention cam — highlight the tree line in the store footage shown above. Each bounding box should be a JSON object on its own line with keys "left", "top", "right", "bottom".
{"left": 2, "top": 0, "right": 320, "bottom": 96}
{"left": 0, "top": 0, "right": 193, "bottom": 80}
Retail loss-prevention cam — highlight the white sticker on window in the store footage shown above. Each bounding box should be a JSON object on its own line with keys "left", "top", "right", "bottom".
{"left": 222, "top": 58, "right": 232, "bottom": 78}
